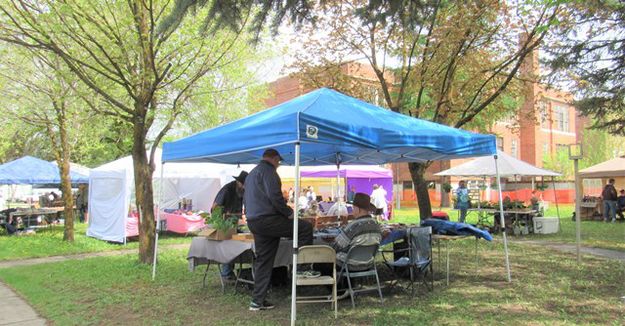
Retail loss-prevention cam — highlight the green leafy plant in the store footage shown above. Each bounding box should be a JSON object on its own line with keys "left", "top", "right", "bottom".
{"left": 200, "top": 207, "right": 237, "bottom": 233}
{"left": 442, "top": 182, "right": 452, "bottom": 193}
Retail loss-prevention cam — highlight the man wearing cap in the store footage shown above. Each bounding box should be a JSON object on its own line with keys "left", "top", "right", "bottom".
{"left": 332, "top": 193, "right": 382, "bottom": 271}
{"left": 212, "top": 170, "right": 248, "bottom": 281}
{"left": 244, "top": 148, "right": 313, "bottom": 311}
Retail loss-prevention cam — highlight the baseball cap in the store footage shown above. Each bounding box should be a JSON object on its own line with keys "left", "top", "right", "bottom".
{"left": 262, "top": 148, "right": 284, "bottom": 161}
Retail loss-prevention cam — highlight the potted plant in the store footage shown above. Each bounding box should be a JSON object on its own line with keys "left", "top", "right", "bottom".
{"left": 199, "top": 207, "right": 238, "bottom": 240}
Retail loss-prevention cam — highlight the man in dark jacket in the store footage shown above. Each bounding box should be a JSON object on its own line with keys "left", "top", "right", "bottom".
{"left": 244, "top": 148, "right": 313, "bottom": 311}
{"left": 212, "top": 170, "right": 248, "bottom": 281}
{"left": 602, "top": 178, "right": 618, "bottom": 223}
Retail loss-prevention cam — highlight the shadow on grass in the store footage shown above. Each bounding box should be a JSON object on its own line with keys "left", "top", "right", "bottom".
{"left": 0, "top": 237, "right": 623, "bottom": 325}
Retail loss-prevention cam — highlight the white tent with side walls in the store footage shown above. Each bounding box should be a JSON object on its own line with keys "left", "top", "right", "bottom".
{"left": 87, "top": 149, "right": 252, "bottom": 243}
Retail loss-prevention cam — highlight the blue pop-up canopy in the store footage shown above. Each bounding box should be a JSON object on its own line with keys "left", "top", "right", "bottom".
{"left": 163, "top": 88, "right": 496, "bottom": 164}
{"left": 160, "top": 88, "right": 511, "bottom": 323}
{"left": 0, "top": 156, "right": 89, "bottom": 184}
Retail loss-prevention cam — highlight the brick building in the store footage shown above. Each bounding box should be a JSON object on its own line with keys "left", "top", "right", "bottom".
{"left": 263, "top": 48, "right": 581, "bottom": 206}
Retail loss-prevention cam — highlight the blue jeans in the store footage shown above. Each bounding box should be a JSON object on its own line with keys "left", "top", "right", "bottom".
{"left": 604, "top": 200, "right": 617, "bottom": 221}
{"left": 457, "top": 203, "right": 469, "bottom": 223}
{"left": 220, "top": 263, "right": 234, "bottom": 277}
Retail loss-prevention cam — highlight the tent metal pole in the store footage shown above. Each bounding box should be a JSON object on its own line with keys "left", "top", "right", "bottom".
{"left": 290, "top": 143, "right": 301, "bottom": 326}
{"left": 336, "top": 155, "right": 341, "bottom": 221}
{"left": 494, "top": 154, "right": 512, "bottom": 282}
{"left": 152, "top": 163, "right": 165, "bottom": 281}
{"left": 552, "top": 177, "right": 561, "bottom": 232}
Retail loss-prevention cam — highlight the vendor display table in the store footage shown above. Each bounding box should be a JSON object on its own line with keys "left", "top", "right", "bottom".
{"left": 9, "top": 207, "right": 65, "bottom": 227}
{"left": 160, "top": 212, "right": 206, "bottom": 234}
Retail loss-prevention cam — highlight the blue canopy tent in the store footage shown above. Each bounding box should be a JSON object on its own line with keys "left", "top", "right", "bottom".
{"left": 161, "top": 88, "right": 511, "bottom": 324}
{"left": 0, "top": 156, "right": 89, "bottom": 184}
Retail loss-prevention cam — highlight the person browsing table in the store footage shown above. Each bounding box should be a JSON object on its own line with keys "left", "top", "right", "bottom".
{"left": 244, "top": 148, "right": 313, "bottom": 311}
{"left": 212, "top": 170, "right": 248, "bottom": 282}
{"left": 456, "top": 180, "right": 470, "bottom": 223}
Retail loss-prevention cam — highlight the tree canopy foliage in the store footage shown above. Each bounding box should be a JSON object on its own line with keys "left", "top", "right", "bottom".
{"left": 546, "top": 0, "right": 625, "bottom": 136}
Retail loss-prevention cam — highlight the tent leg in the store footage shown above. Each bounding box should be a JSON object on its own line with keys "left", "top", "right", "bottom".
{"left": 291, "top": 143, "right": 301, "bottom": 326}
{"left": 152, "top": 163, "right": 165, "bottom": 281}
{"left": 336, "top": 157, "right": 341, "bottom": 223}
{"left": 552, "top": 177, "right": 561, "bottom": 233}
{"left": 495, "top": 154, "right": 512, "bottom": 282}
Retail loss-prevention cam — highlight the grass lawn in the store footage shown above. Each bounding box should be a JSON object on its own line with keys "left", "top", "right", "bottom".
{"left": 392, "top": 204, "right": 625, "bottom": 252}
{"left": 0, "top": 223, "right": 192, "bottom": 261}
{"left": 2, "top": 204, "right": 623, "bottom": 262}
{"left": 1, "top": 238, "right": 624, "bottom": 325}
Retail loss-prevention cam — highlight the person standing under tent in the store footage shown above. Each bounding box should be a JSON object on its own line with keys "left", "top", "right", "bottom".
{"left": 347, "top": 186, "right": 356, "bottom": 203}
{"left": 75, "top": 184, "right": 88, "bottom": 223}
{"left": 456, "top": 180, "right": 470, "bottom": 223}
{"left": 602, "top": 179, "right": 618, "bottom": 223}
{"left": 306, "top": 186, "right": 316, "bottom": 203}
{"left": 370, "top": 184, "right": 387, "bottom": 220}
{"left": 297, "top": 189, "right": 309, "bottom": 212}
{"left": 244, "top": 149, "right": 313, "bottom": 311}
{"left": 616, "top": 189, "right": 625, "bottom": 221}
{"left": 212, "top": 170, "right": 248, "bottom": 282}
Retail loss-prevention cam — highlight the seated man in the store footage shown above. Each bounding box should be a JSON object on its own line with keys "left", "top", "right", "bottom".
{"left": 331, "top": 193, "right": 382, "bottom": 271}
{"left": 617, "top": 189, "right": 625, "bottom": 220}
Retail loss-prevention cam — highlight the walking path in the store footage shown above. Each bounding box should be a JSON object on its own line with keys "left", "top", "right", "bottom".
{"left": 0, "top": 243, "right": 189, "bottom": 269}
{"left": 0, "top": 243, "right": 188, "bottom": 325}
{"left": 0, "top": 282, "right": 46, "bottom": 326}
{"left": 511, "top": 239, "right": 625, "bottom": 262}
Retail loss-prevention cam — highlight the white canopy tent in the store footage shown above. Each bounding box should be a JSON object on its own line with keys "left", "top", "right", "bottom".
{"left": 435, "top": 150, "right": 561, "bottom": 178}
{"left": 87, "top": 149, "right": 251, "bottom": 243}
{"left": 435, "top": 150, "right": 562, "bottom": 229}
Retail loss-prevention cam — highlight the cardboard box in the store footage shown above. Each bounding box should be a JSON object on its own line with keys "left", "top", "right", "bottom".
{"left": 231, "top": 233, "right": 254, "bottom": 242}
{"left": 198, "top": 227, "right": 236, "bottom": 240}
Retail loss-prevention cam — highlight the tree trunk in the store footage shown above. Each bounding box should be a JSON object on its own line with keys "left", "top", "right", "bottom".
{"left": 133, "top": 120, "right": 156, "bottom": 264}
{"left": 408, "top": 162, "right": 433, "bottom": 219}
{"left": 58, "top": 121, "right": 74, "bottom": 242}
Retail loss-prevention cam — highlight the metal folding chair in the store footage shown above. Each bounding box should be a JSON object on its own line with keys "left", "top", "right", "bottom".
{"left": 337, "top": 244, "right": 384, "bottom": 308}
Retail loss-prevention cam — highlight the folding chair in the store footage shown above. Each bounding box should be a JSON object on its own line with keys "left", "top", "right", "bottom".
{"left": 382, "top": 226, "right": 433, "bottom": 297}
{"left": 296, "top": 245, "right": 338, "bottom": 318}
{"left": 337, "top": 244, "right": 384, "bottom": 308}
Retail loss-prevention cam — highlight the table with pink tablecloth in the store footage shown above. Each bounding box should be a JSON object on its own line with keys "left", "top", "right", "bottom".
{"left": 161, "top": 212, "right": 206, "bottom": 234}
{"left": 125, "top": 212, "right": 206, "bottom": 237}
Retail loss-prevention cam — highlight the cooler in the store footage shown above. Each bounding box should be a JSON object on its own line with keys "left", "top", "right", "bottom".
{"left": 533, "top": 217, "right": 559, "bottom": 234}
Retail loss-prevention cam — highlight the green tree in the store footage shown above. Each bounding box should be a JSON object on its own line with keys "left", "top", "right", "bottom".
{"left": 546, "top": 0, "right": 625, "bottom": 136}
{"left": 288, "top": 0, "right": 556, "bottom": 217}
{"left": 0, "top": 0, "right": 263, "bottom": 263}
{"left": 163, "top": 0, "right": 559, "bottom": 218}
{"left": 0, "top": 48, "right": 87, "bottom": 241}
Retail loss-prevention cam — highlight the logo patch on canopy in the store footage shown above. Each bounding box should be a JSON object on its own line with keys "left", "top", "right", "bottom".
{"left": 306, "top": 125, "right": 318, "bottom": 139}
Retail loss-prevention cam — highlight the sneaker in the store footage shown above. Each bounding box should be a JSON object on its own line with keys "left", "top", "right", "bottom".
{"left": 249, "top": 301, "right": 275, "bottom": 311}
{"left": 612, "top": 219, "right": 616, "bottom": 223}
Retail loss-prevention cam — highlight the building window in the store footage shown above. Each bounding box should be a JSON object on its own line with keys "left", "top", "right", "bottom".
{"left": 496, "top": 137, "right": 504, "bottom": 151}
{"left": 543, "top": 142, "right": 549, "bottom": 156}
{"left": 511, "top": 139, "right": 518, "bottom": 158}
{"left": 402, "top": 181, "right": 413, "bottom": 190}
{"left": 553, "top": 105, "right": 569, "bottom": 132}
{"left": 539, "top": 101, "right": 550, "bottom": 128}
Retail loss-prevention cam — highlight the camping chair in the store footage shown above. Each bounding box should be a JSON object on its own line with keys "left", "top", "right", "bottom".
{"left": 296, "top": 245, "right": 337, "bottom": 318}
{"left": 382, "top": 226, "right": 433, "bottom": 297}
{"left": 337, "top": 244, "right": 384, "bottom": 308}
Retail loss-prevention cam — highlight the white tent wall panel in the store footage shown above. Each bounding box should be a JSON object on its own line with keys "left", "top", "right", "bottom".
{"left": 87, "top": 169, "right": 130, "bottom": 243}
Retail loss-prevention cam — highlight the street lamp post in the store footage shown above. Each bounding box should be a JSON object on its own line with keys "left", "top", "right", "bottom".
{"left": 568, "top": 143, "right": 583, "bottom": 263}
